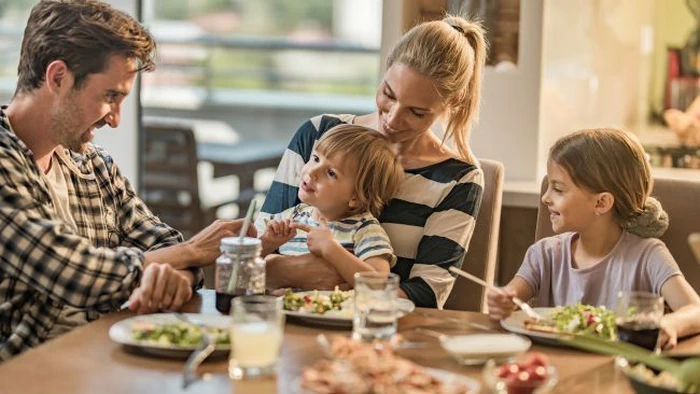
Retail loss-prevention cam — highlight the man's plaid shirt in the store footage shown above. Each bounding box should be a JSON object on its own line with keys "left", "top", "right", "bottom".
{"left": 0, "top": 107, "right": 202, "bottom": 361}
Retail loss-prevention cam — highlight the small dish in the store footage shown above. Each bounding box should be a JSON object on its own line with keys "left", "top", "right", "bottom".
{"left": 615, "top": 357, "right": 698, "bottom": 394}
{"left": 482, "top": 354, "right": 558, "bottom": 394}
{"left": 439, "top": 333, "right": 531, "bottom": 366}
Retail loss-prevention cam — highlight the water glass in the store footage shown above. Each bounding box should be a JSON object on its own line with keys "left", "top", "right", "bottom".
{"left": 614, "top": 291, "right": 664, "bottom": 351}
{"left": 229, "top": 295, "right": 284, "bottom": 380}
{"left": 352, "top": 272, "right": 399, "bottom": 342}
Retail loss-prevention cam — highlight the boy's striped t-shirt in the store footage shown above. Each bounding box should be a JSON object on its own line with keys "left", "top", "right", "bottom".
{"left": 268, "top": 203, "right": 396, "bottom": 266}
{"left": 260, "top": 114, "right": 484, "bottom": 308}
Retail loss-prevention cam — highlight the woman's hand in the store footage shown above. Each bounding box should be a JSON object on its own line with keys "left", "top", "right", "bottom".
{"left": 260, "top": 219, "right": 297, "bottom": 256}
{"left": 486, "top": 287, "right": 517, "bottom": 320}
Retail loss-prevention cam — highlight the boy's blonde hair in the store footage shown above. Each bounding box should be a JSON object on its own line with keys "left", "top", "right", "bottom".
{"left": 315, "top": 124, "right": 403, "bottom": 218}
{"left": 550, "top": 128, "right": 668, "bottom": 237}
{"left": 387, "top": 15, "right": 487, "bottom": 164}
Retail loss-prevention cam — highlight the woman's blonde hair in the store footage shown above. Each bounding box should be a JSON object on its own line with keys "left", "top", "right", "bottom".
{"left": 550, "top": 128, "right": 668, "bottom": 237}
{"left": 315, "top": 124, "right": 403, "bottom": 218}
{"left": 386, "top": 15, "right": 487, "bottom": 164}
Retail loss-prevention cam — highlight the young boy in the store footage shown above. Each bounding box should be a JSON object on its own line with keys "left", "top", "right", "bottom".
{"left": 258, "top": 124, "right": 403, "bottom": 285}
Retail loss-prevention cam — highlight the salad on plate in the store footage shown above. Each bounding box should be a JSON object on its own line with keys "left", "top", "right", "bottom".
{"left": 282, "top": 287, "right": 353, "bottom": 316}
{"left": 131, "top": 321, "right": 230, "bottom": 346}
{"left": 523, "top": 304, "right": 617, "bottom": 340}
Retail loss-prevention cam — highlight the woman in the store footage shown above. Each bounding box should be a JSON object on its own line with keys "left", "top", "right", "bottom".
{"left": 260, "top": 15, "right": 487, "bottom": 308}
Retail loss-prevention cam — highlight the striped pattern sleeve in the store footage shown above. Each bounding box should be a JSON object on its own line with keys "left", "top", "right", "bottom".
{"left": 384, "top": 161, "right": 484, "bottom": 308}
{"left": 353, "top": 220, "right": 396, "bottom": 267}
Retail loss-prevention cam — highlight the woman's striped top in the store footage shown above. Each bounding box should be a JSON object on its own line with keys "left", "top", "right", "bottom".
{"left": 260, "top": 114, "right": 484, "bottom": 308}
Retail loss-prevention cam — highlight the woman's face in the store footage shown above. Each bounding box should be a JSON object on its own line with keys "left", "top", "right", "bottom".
{"left": 375, "top": 63, "right": 447, "bottom": 144}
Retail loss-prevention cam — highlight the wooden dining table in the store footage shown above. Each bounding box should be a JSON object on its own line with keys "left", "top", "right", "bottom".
{"left": 1, "top": 290, "right": 698, "bottom": 394}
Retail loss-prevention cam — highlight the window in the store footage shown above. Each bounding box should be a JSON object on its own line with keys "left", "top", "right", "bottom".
{"left": 140, "top": 0, "right": 382, "bottom": 117}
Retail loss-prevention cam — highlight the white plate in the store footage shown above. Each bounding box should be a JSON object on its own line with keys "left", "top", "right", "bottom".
{"left": 500, "top": 307, "right": 559, "bottom": 341}
{"left": 293, "top": 367, "right": 480, "bottom": 394}
{"left": 440, "top": 333, "right": 531, "bottom": 365}
{"left": 281, "top": 291, "right": 415, "bottom": 329}
{"left": 108, "top": 313, "right": 231, "bottom": 358}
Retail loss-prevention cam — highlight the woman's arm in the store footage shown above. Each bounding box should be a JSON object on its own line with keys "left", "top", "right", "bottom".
{"left": 265, "top": 253, "right": 346, "bottom": 290}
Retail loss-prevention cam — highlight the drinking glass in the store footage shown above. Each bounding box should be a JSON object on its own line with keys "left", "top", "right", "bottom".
{"left": 229, "top": 295, "right": 284, "bottom": 380}
{"left": 352, "top": 272, "right": 399, "bottom": 342}
{"left": 614, "top": 291, "right": 664, "bottom": 351}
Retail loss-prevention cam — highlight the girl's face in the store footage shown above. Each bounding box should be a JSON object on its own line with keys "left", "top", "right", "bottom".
{"left": 298, "top": 149, "right": 358, "bottom": 220}
{"left": 542, "top": 159, "right": 601, "bottom": 234}
{"left": 375, "top": 63, "right": 447, "bottom": 144}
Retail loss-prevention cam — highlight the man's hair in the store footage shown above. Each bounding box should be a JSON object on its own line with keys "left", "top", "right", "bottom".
{"left": 15, "top": 0, "right": 156, "bottom": 95}
{"left": 315, "top": 124, "right": 403, "bottom": 218}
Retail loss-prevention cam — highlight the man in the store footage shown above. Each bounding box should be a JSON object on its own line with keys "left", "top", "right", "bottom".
{"left": 0, "top": 0, "right": 250, "bottom": 361}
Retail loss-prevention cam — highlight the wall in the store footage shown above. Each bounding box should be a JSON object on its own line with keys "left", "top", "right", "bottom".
{"left": 93, "top": 0, "right": 140, "bottom": 186}
{"left": 471, "top": 0, "right": 544, "bottom": 183}
{"left": 649, "top": 0, "right": 695, "bottom": 114}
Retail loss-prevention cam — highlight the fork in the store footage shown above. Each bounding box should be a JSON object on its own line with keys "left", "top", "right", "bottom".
{"left": 176, "top": 313, "right": 216, "bottom": 389}
{"left": 448, "top": 266, "right": 548, "bottom": 322}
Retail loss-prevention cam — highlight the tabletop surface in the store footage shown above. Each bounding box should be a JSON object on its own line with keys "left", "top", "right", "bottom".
{"left": 1, "top": 290, "right": 698, "bottom": 394}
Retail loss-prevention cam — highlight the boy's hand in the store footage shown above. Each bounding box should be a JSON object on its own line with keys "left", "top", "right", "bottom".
{"left": 487, "top": 287, "right": 517, "bottom": 320}
{"left": 293, "top": 218, "right": 337, "bottom": 258}
{"left": 260, "top": 219, "right": 296, "bottom": 255}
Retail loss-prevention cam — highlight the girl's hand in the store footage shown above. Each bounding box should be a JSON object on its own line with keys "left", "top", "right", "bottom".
{"left": 293, "top": 218, "right": 337, "bottom": 258}
{"left": 487, "top": 287, "right": 517, "bottom": 320}
{"left": 260, "top": 219, "right": 296, "bottom": 255}
{"left": 658, "top": 315, "right": 679, "bottom": 350}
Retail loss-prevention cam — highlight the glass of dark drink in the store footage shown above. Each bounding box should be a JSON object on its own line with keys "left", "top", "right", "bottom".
{"left": 614, "top": 291, "right": 664, "bottom": 351}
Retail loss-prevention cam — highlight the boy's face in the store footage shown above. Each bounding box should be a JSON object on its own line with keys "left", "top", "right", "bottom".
{"left": 542, "top": 159, "right": 599, "bottom": 234}
{"left": 298, "top": 149, "right": 358, "bottom": 220}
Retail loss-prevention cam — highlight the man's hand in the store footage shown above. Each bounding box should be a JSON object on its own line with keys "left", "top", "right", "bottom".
{"left": 260, "top": 219, "right": 297, "bottom": 256}
{"left": 186, "top": 219, "right": 257, "bottom": 266}
{"left": 293, "top": 219, "right": 337, "bottom": 258}
{"left": 128, "top": 263, "right": 193, "bottom": 314}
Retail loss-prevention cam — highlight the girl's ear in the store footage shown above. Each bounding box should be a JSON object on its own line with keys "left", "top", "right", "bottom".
{"left": 348, "top": 196, "right": 358, "bottom": 210}
{"left": 595, "top": 192, "right": 615, "bottom": 215}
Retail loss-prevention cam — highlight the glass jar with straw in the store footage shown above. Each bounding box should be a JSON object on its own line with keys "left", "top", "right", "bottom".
{"left": 214, "top": 201, "right": 264, "bottom": 314}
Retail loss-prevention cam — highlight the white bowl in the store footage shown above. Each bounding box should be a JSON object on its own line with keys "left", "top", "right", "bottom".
{"left": 440, "top": 333, "right": 532, "bottom": 366}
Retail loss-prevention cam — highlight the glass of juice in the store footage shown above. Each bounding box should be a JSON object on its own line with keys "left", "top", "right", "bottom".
{"left": 229, "top": 295, "right": 284, "bottom": 380}
{"left": 614, "top": 291, "right": 664, "bottom": 351}
{"left": 352, "top": 272, "right": 399, "bottom": 342}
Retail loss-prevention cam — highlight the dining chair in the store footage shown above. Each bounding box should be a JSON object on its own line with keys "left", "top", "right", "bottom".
{"left": 444, "top": 158, "right": 505, "bottom": 312}
{"left": 142, "top": 122, "right": 242, "bottom": 288}
{"left": 534, "top": 176, "right": 700, "bottom": 293}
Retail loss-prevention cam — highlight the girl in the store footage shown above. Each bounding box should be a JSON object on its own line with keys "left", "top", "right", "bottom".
{"left": 488, "top": 128, "right": 700, "bottom": 349}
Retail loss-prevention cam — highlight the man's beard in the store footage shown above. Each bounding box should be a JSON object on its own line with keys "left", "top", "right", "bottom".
{"left": 52, "top": 96, "right": 88, "bottom": 153}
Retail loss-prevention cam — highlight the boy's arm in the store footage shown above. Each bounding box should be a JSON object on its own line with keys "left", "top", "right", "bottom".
{"left": 319, "top": 242, "right": 390, "bottom": 285}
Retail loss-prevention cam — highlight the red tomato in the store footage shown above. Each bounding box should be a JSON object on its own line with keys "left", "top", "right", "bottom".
{"left": 524, "top": 352, "right": 549, "bottom": 368}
